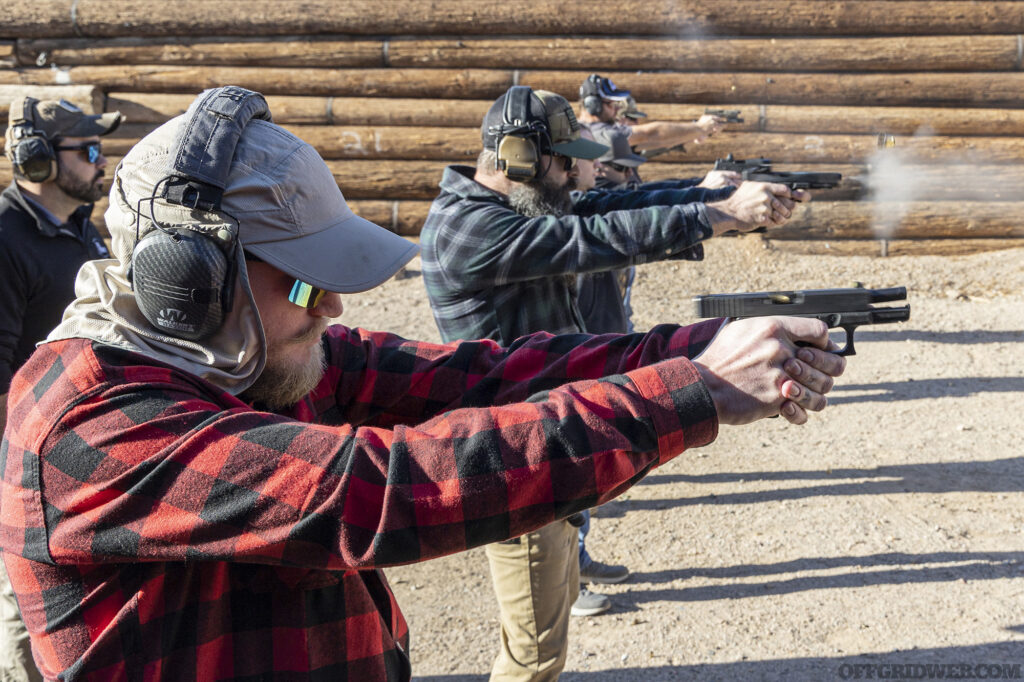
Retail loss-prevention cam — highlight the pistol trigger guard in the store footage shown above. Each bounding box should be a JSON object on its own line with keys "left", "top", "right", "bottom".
{"left": 836, "top": 324, "right": 857, "bottom": 356}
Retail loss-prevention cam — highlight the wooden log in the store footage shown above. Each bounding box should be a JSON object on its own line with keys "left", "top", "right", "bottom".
{"left": 0, "top": 41, "right": 14, "bottom": 68}
{"left": 347, "top": 201, "right": 433, "bottom": 236}
{"left": 764, "top": 238, "right": 1024, "bottom": 257}
{"left": 105, "top": 93, "right": 493, "bottom": 126}
{"left": 652, "top": 132, "right": 1024, "bottom": 165}
{"left": 5, "top": 1, "right": 1024, "bottom": 39}
{"left": 101, "top": 93, "right": 1024, "bottom": 138}
{"left": 0, "top": 84, "right": 103, "bottom": 116}
{"left": 768, "top": 201, "right": 1024, "bottom": 240}
{"left": 19, "top": 37, "right": 383, "bottom": 68}
{"left": 325, "top": 160, "right": 450, "bottom": 200}
{"left": 104, "top": 123, "right": 482, "bottom": 160}
{"left": 9, "top": 66, "right": 1024, "bottom": 108}
{"left": 388, "top": 35, "right": 1022, "bottom": 72}
{"left": 518, "top": 71, "right": 1024, "bottom": 109}
{"left": 617, "top": 104, "right": 1024, "bottom": 138}
{"left": 0, "top": 66, "right": 515, "bottom": 99}
{"left": 17, "top": 35, "right": 1021, "bottom": 72}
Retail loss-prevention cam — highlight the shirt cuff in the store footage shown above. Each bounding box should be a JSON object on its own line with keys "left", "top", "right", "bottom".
{"left": 626, "top": 358, "right": 718, "bottom": 466}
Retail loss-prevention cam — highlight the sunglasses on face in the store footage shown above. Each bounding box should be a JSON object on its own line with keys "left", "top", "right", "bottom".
{"left": 605, "top": 161, "right": 630, "bottom": 173}
{"left": 550, "top": 153, "right": 577, "bottom": 172}
{"left": 55, "top": 141, "right": 103, "bottom": 164}
{"left": 246, "top": 255, "right": 328, "bottom": 309}
{"left": 289, "top": 280, "right": 327, "bottom": 309}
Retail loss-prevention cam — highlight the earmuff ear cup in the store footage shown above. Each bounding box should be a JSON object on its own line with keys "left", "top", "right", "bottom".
{"left": 583, "top": 95, "right": 603, "bottom": 116}
{"left": 496, "top": 134, "right": 540, "bottom": 181}
{"left": 582, "top": 75, "right": 605, "bottom": 116}
{"left": 132, "top": 229, "right": 232, "bottom": 340}
{"left": 493, "top": 85, "right": 544, "bottom": 182}
{"left": 10, "top": 135, "right": 57, "bottom": 183}
{"left": 128, "top": 86, "right": 270, "bottom": 339}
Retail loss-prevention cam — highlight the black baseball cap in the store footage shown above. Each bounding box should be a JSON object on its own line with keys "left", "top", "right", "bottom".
{"left": 579, "top": 74, "right": 632, "bottom": 103}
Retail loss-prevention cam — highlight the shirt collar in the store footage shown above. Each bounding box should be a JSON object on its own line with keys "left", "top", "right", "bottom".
{"left": 439, "top": 165, "right": 509, "bottom": 204}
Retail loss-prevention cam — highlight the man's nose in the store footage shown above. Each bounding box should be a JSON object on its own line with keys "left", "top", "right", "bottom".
{"left": 312, "top": 292, "right": 343, "bottom": 320}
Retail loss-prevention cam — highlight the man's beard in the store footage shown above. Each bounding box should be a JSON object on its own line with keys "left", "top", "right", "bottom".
{"left": 508, "top": 172, "right": 575, "bottom": 218}
{"left": 56, "top": 162, "right": 105, "bottom": 203}
{"left": 240, "top": 324, "right": 328, "bottom": 411}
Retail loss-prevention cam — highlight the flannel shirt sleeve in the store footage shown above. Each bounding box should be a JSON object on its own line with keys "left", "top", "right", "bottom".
{"left": 317, "top": 321, "right": 724, "bottom": 426}
{"left": 571, "top": 186, "right": 733, "bottom": 215}
{"left": 21, "top": 326, "right": 718, "bottom": 573}
{"left": 428, "top": 199, "right": 716, "bottom": 292}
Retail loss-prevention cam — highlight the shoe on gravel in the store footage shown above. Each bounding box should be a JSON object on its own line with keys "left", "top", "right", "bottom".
{"left": 580, "top": 560, "right": 630, "bottom": 585}
{"left": 571, "top": 588, "right": 611, "bottom": 617}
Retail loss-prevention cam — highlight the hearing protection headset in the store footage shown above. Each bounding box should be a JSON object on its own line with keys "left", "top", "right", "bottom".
{"left": 489, "top": 85, "right": 551, "bottom": 182}
{"left": 129, "top": 86, "right": 271, "bottom": 340}
{"left": 5, "top": 97, "right": 58, "bottom": 183}
{"left": 581, "top": 75, "right": 605, "bottom": 117}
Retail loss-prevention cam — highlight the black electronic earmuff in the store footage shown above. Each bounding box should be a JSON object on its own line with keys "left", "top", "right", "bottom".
{"left": 490, "top": 86, "right": 551, "bottom": 182}
{"left": 129, "top": 86, "right": 272, "bottom": 340}
{"left": 582, "top": 75, "right": 605, "bottom": 117}
{"left": 5, "top": 97, "right": 58, "bottom": 183}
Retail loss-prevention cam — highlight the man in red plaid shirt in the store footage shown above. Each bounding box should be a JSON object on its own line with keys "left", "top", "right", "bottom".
{"left": 0, "top": 90, "right": 844, "bottom": 681}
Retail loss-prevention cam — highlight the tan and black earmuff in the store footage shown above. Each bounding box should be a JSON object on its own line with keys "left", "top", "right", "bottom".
{"left": 491, "top": 86, "right": 549, "bottom": 182}
{"left": 5, "top": 96, "right": 58, "bottom": 183}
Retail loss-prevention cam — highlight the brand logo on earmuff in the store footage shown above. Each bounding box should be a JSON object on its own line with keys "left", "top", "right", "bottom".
{"left": 156, "top": 308, "right": 194, "bottom": 332}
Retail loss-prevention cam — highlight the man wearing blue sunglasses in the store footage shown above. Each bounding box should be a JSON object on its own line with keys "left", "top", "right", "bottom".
{"left": 0, "top": 95, "right": 121, "bottom": 682}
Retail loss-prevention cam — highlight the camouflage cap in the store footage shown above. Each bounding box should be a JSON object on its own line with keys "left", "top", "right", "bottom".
{"left": 481, "top": 87, "right": 608, "bottom": 160}
{"left": 8, "top": 97, "right": 121, "bottom": 140}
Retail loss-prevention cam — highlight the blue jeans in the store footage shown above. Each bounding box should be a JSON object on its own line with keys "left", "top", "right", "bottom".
{"left": 577, "top": 509, "right": 592, "bottom": 570}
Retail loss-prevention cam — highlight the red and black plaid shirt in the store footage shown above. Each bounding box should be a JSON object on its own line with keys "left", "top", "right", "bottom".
{"left": 1, "top": 322, "right": 719, "bottom": 680}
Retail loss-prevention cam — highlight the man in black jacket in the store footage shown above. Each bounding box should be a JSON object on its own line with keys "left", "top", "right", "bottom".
{"left": 0, "top": 94, "right": 120, "bottom": 682}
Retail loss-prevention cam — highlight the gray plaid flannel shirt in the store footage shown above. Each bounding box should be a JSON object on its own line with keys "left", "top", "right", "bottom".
{"left": 420, "top": 165, "right": 733, "bottom": 344}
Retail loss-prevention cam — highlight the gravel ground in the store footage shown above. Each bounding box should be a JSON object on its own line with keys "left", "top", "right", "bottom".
{"left": 338, "top": 236, "right": 1024, "bottom": 682}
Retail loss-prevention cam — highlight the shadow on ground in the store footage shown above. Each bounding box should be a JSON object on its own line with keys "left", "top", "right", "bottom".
{"left": 414, "top": 642, "right": 1023, "bottom": 681}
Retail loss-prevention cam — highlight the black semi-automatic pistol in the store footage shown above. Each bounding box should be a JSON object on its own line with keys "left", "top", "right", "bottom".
{"left": 713, "top": 154, "right": 842, "bottom": 190}
{"left": 705, "top": 108, "right": 743, "bottom": 123}
{"left": 693, "top": 286, "right": 910, "bottom": 356}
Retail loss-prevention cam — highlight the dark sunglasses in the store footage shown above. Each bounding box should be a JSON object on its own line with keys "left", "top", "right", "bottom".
{"left": 605, "top": 161, "right": 630, "bottom": 173}
{"left": 551, "top": 153, "right": 577, "bottom": 172}
{"left": 55, "top": 141, "right": 102, "bottom": 164}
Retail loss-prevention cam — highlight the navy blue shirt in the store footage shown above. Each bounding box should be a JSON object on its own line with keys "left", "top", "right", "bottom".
{"left": 0, "top": 182, "right": 109, "bottom": 392}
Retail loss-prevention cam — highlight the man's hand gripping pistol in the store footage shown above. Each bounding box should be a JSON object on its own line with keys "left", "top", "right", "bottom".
{"left": 693, "top": 286, "right": 911, "bottom": 356}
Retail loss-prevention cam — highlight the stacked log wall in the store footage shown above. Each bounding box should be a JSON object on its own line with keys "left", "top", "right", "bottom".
{"left": 2, "top": 1, "right": 1024, "bottom": 254}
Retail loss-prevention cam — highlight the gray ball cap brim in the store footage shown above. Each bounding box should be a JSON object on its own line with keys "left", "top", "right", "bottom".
{"left": 550, "top": 136, "right": 609, "bottom": 161}
{"left": 123, "top": 117, "right": 418, "bottom": 294}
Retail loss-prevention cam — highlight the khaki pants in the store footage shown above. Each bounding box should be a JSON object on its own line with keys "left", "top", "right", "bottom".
{"left": 485, "top": 520, "right": 578, "bottom": 682}
{"left": 0, "top": 560, "right": 43, "bottom": 682}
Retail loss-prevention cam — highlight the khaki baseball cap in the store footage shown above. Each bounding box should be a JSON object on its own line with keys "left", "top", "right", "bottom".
{"left": 116, "top": 115, "right": 418, "bottom": 293}
{"left": 9, "top": 97, "right": 121, "bottom": 139}
{"left": 482, "top": 87, "right": 608, "bottom": 160}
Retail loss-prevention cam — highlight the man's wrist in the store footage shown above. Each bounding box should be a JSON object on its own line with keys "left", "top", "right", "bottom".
{"left": 704, "top": 203, "right": 744, "bottom": 236}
